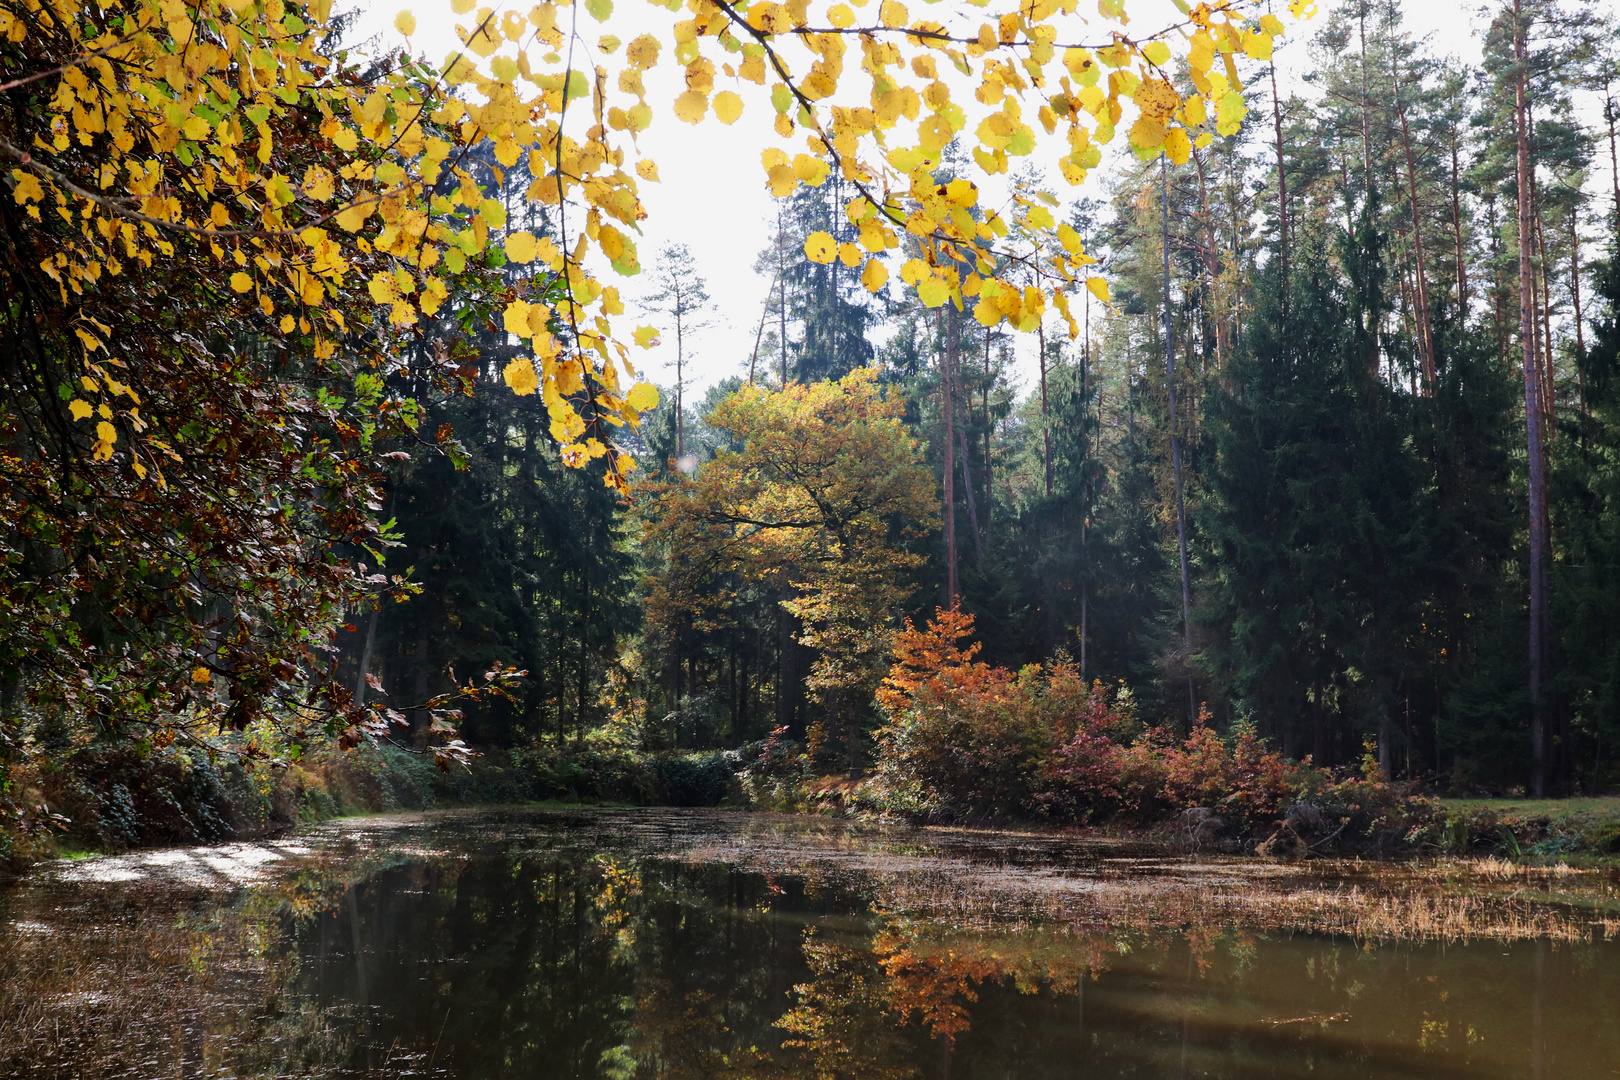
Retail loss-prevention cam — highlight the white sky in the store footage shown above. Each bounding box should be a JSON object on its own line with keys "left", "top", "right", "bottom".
{"left": 351, "top": 0, "right": 1618, "bottom": 402}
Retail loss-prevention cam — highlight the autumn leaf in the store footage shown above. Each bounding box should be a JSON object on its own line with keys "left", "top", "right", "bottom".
{"left": 505, "top": 231, "right": 539, "bottom": 263}
{"left": 861, "top": 259, "right": 889, "bottom": 293}
{"left": 804, "top": 232, "right": 837, "bottom": 264}
{"left": 503, "top": 358, "right": 540, "bottom": 396}
{"left": 68, "top": 399, "right": 92, "bottom": 421}
{"left": 1164, "top": 127, "right": 1192, "bottom": 165}
{"left": 713, "top": 91, "right": 744, "bottom": 125}
{"left": 626, "top": 383, "right": 660, "bottom": 411}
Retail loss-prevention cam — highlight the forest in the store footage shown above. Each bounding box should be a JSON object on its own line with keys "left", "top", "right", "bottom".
{"left": 6, "top": 0, "right": 1620, "bottom": 861}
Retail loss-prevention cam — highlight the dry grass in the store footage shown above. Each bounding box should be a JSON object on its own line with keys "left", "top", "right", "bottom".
{"left": 663, "top": 814, "right": 1620, "bottom": 945}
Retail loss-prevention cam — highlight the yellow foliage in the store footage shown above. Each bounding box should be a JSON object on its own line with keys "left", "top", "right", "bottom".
{"left": 3, "top": 0, "right": 1309, "bottom": 488}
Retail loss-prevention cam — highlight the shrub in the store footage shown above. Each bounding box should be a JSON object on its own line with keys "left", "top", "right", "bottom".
{"left": 874, "top": 608, "right": 1134, "bottom": 822}
{"left": 872, "top": 608, "right": 1392, "bottom": 838}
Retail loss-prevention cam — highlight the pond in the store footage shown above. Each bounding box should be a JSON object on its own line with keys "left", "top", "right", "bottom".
{"left": 2, "top": 806, "right": 1619, "bottom": 1078}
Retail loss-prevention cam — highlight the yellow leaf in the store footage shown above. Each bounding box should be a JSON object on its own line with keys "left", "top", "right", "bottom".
{"left": 861, "top": 258, "right": 888, "bottom": 293}
{"left": 230, "top": 272, "right": 253, "bottom": 293}
{"left": 1129, "top": 115, "right": 1166, "bottom": 154}
{"left": 837, "top": 242, "right": 862, "bottom": 268}
{"left": 627, "top": 33, "right": 660, "bottom": 68}
{"left": 803, "top": 231, "right": 836, "bottom": 264}
{"left": 332, "top": 126, "right": 358, "bottom": 152}
{"left": 1243, "top": 28, "right": 1273, "bottom": 60}
{"left": 395, "top": 10, "right": 417, "bottom": 35}
{"left": 1164, "top": 127, "right": 1191, "bottom": 165}
{"left": 1142, "top": 40, "right": 1170, "bottom": 66}
{"left": 192, "top": 667, "right": 212, "bottom": 684}
{"left": 1057, "top": 222, "right": 1084, "bottom": 255}
{"left": 96, "top": 421, "right": 116, "bottom": 444}
{"left": 11, "top": 171, "right": 43, "bottom": 204}
{"left": 1086, "top": 276, "right": 1109, "bottom": 304}
{"left": 303, "top": 167, "right": 335, "bottom": 202}
{"left": 1134, "top": 78, "right": 1180, "bottom": 119}
{"left": 637, "top": 159, "right": 660, "bottom": 182}
{"left": 504, "top": 299, "right": 534, "bottom": 336}
{"left": 626, "top": 382, "right": 660, "bottom": 411}
{"left": 1216, "top": 88, "right": 1247, "bottom": 136}
{"left": 452, "top": 0, "right": 474, "bottom": 12}
{"left": 944, "top": 179, "right": 978, "bottom": 207}
{"left": 505, "top": 231, "right": 539, "bottom": 263}
{"left": 634, "top": 325, "right": 661, "bottom": 348}
{"left": 69, "top": 399, "right": 92, "bottom": 421}
{"left": 713, "top": 90, "right": 744, "bottom": 125}
{"left": 673, "top": 90, "right": 708, "bottom": 123}
{"left": 504, "top": 357, "right": 540, "bottom": 396}
{"left": 792, "top": 154, "right": 830, "bottom": 185}
{"left": 916, "top": 277, "right": 949, "bottom": 308}
{"left": 828, "top": 3, "right": 854, "bottom": 26}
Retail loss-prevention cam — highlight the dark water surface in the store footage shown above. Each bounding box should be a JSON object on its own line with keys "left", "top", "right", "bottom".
{"left": 3, "top": 807, "right": 1619, "bottom": 1078}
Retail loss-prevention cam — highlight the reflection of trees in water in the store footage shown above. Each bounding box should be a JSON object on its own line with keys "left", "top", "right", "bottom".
{"left": 0, "top": 846, "right": 393, "bottom": 1077}
{"left": 6, "top": 816, "right": 1620, "bottom": 1079}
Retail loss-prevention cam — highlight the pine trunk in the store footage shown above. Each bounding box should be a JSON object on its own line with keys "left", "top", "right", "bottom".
{"left": 943, "top": 305, "right": 959, "bottom": 604}
{"left": 1515, "top": 0, "right": 1548, "bottom": 798}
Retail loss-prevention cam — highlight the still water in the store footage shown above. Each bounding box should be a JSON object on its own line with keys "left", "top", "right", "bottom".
{"left": 2, "top": 807, "right": 1618, "bottom": 1078}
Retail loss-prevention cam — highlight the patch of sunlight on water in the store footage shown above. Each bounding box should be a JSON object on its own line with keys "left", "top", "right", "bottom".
{"left": 3, "top": 806, "right": 1619, "bottom": 1079}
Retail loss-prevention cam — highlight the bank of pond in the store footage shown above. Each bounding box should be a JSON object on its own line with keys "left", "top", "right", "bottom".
{"left": 8, "top": 728, "right": 1620, "bottom": 877}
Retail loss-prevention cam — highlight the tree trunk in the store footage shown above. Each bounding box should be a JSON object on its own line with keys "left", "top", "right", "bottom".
{"left": 1515, "top": 0, "right": 1549, "bottom": 798}
{"left": 1163, "top": 156, "right": 1195, "bottom": 723}
{"left": 354, "top": 605, "right": 379, "bottom": 706}
{"left": 1269, "top": 60, "right": 1290, "bottom": 280}
{"left": 1191, "top": 146, "right": 1230, "bottom": 366}
{"left": 1571, "top": 207, "right": 1587, "bottom": 416}
{"left": 1393, "top": 68, "right": 1436, "bottom": 392}
{"left": 942, "top": 304, "right": 960, "bottom": 604}
{"left": 675, "top": 308, "right": 685, "bottom": 459}
{"left": 957, "top": 425, "right": 985, "bottom": 562}
{"left": 1038, "top": 320, "right": 1052, "bottom": 498}
{"left": 1607, "top": 87, "right": 1620, "bottom": 214}
{"left": 1450, "top": 132, "right": 1468, "bottom": 312}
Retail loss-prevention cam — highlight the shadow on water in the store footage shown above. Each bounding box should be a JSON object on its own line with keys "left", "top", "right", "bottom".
{"left": 2, "top": 806, "right": 1619, "bottom": 1078}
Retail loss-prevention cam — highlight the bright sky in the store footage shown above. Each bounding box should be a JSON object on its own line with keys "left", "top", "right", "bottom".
{"left": 351, "top": 0, "right": 1617, "bottom": 402}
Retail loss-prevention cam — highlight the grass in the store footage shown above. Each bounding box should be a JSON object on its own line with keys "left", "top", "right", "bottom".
{"left": 1437, "top": 796, "right": 1620, "bottom": 819}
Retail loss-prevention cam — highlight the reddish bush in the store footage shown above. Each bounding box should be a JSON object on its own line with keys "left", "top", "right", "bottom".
{"left": 874, "top": 609, "right": 1310, "bottom": 832}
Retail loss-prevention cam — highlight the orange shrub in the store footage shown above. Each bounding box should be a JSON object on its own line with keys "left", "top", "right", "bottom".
{"left": 874, "top": 609, "right": 1303, "bottom": 830}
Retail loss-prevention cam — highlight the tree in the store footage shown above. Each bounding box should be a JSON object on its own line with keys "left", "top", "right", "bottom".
{"left": 644, "top": 244, "right": 713, "bottom": 460}
{"left": 638, "top": 370, "right": 936, "bottom": 768}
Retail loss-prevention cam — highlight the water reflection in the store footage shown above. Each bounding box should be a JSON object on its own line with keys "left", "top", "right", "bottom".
{"left": 2, "top": 807, "right": 1619, "bottom": 1078}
